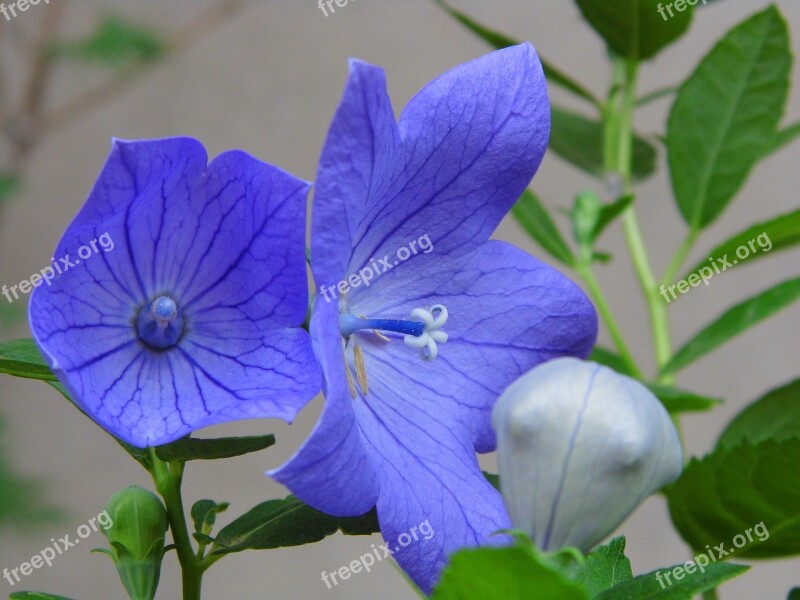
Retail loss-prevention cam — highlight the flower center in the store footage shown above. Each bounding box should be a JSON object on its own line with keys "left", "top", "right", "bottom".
{"left": 136, "top": 295, "right": 185, "bottom": 350}
{"left": 339, "top": 304, "right": 449, "bottom": 398}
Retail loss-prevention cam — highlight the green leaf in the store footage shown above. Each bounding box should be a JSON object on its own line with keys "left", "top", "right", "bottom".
{"left": 511, "top": 189, "right": 576, "bottom": 266}
{"left": 763, "top": 121, "right": 800, "bottom": 157}
{"left": 718, "top": 378, "right": 800, "bottom": 449}
{"left": 668, "top": 438, "right": 800, "bottom": 558}
{"left": 210, "top": 496, "right": 379, "bottom": 555}
{"left": 636, "top": 86, "right": 679, "bottom": 107}
{"left": 667, "top": 6, "right": 791, "bottom": 229}
{"left": 575, "top": 0, "right": 694, "bottom": 61}
{"left": 0, "top": 339, "right": 58, "bottom": 382}
{"left": 9, "top": 593, "right": 77, "bottom": 600}
{"left": 788, "top": 587, "right": 800, "bottom": 600}
{"left": 646, "top": 383, "right": 721, "bottom": 414}
{"left": 593, "top": 195, "right": 634, "bottom": 241}
{"left": 590, "top": 347, "right": 635, "bottom": 376}
{"left": 0, "top": 172, "right": 20, "bottom": 203}
{"left": 662, "top": 277, "right": 800, "bottom": 375}
{"left": 483, "top": 471, "right": 500, "bottom": 491}
{"left": 684, "top": 208, "right": 800, "bottom": 278}
{"left": 154, "top": 435, "right": 275, "bottom": 462}
{"left": 432, "top": 0, "right": 601, "bottom": 107}
{"left": 49, "top": 16, "right": 166, "bottom": 67}
{"left": 431, "top": 543, "right": 590, "bottom": 600}
{"left": 0, "top": 341, "right": 156, "bottom": 470}
{"left": 191, "top": 500, "right": 229, "bottom": 537}
{"left": 595, "top": 562, "right": 747, "bottom": 599}
{"left": 551, "top": 107, "right": 657, "bottom": 181}
{"left": 575, "top": 537, "right": 633, "bottom": 596}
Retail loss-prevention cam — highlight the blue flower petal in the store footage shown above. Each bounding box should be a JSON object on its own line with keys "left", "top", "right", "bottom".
{"left": 30, "top": 138, "right": 321, "bottom": 447}
{"left": 352, "top": 240, "right": 597, "bottom": 452}
{"left": 312, "top": 43, "right": 550, "bottom": 293}
{"left": 277, "top": 45, "right": 594, "bottom": 591}
{"left": 268, "top": 299, "right": 380, "bottom": 516}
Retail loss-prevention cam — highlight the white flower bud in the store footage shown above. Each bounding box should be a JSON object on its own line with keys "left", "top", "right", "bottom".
{"left": 492, "top": 357, "right": 683, "bottom": 552}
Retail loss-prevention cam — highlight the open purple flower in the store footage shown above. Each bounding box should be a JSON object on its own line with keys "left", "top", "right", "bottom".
{"left": 29, "top": 137, "right": 320, "bottom": 448}
{"left": 269, "top": 45, "right": 598, "bottom": 591}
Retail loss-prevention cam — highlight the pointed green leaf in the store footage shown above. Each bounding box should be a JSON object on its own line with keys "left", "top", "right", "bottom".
{"left": 49, "top": 16, "right": 165, "bottom": 66}
{"left": 0, "top": 341, "right": 156, "bottom": 470}
{"left": 0, "top": 339, "right": 58, "bottom": 381}
{"left": 667, "top": 6, "right": 791, "bottom": 229}
{"left": 575, "top": 537, "right": 633, "bottom": 596}
{"left": 551, "top": 107, "right": 657, "bottom": 181}
{"left": 511, "top": 190, "right": 576, "bottom": 266}
{"left": 0, "top": 172, "right": 20, "bottom": 203}
{"left": 646, "top": 383, "right": 721, "bottom": 414}
{"left": 154, "top": 435, "right": 275, "bottom": 462}
{"left": 431, "top": 543, "right": 590, "bottom": 600}
{"left": 575, "top": 0, "right": 694, "bottom": 61}
{"left": 10, "top": 593, "right": 77, "bottom": 600}
{"left": 718, "top": 378, "right": 800, "bottom": 449}
{"left": 191, "top": 500, "right": 229, "bottom": 537}
{"left": 662, "top": 277, "right": 800, "bottom": 375}
{"left": 589, "top": 347, "right": 635, "bottom": 376}
{"left": 636, "top": 86, "right": 679, "bottom": 107}
{"left": 595, "top": 562, "right": 747, "bottom": 599}
{"left": 432, "top": 0, "right": 601, "bottom": 107}
{"left": 685, "top": 208, "right": 800, "bottom": 278}
{"left": 593, "top": 195, "right": 634, "bottom": 241}
{"left": 763, "top": 121, "right": 800, "bottom": 157}
{"left": 668, "top": 438, "right": 800, "bottom": 558}
{"left": 210, "top": 496, "right": 379, "bottom": 555}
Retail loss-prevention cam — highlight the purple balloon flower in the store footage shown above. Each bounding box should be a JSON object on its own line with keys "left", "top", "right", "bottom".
{"left": 269, "top": 45, "right": 598, "bottom": 591}
{"left": 29, "top": 137, "right": 321, "bottom": 448}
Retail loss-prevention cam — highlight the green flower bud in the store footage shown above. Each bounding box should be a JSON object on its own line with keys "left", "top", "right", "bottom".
{"left": 101, "top": 486, "right": 168, "bottom": 600}
{"left": 571, "top": 190, "right": 602, "bottom": 248}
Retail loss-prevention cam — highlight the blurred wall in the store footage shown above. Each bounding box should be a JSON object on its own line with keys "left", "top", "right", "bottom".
{"left": 0, "top": 1, "right": 798, "bottom": 598}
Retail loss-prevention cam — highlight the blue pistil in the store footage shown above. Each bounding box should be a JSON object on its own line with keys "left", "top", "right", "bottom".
{"left": 339, "top": 312, "right": 424, "bottom": 338}
{"left": 136, "top": 295, "right": 185, "bottom": 350}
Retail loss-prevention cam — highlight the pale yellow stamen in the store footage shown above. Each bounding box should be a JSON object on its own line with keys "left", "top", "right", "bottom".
{"left": 353, "top": 343, "right": 369, "bottom": 395}
{"left": 342, "top": 338, "right": 357, "bottom": 399}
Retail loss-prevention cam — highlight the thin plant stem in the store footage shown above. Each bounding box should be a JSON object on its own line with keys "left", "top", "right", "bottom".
{"left": 605, "top": 58, "right": 674, "bottom": 382}
{"left": 151, "top": 450, "right": 203, "bottom": 600}
{"left": 661, "top": 229, "right": 699, "bottom": 287}
{"left": 577, "top": 263, "right": 643, "bottom": 379}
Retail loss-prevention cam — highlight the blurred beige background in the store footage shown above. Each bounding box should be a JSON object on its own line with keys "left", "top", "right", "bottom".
{"left": 0, "top": 1, "right": 799, "bottom": 598}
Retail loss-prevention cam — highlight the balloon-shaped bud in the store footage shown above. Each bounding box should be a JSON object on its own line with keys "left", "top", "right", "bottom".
{"left": 492, "top": 357, "right": 683, "bottom": 552}
{"left": 101, "top": 486, "right": 168, "bottom": 600}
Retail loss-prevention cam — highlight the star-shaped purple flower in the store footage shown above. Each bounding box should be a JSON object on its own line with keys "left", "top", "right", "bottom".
{"left": 269, "top": 45, "right": 598, "bottom": 591}
{"left": 29, "top": 137, "right": 321, "bottom": 448}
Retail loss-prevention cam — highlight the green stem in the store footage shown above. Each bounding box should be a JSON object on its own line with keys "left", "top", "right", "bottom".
{"left": 605, "top": 58, "right": 673, "bottom": 381}
{"left": 151, "top": 451, "right": 203, "bottom": 600}
{"left": 661, "top": 229, "right": 699, "bottom": 287}
{"left": 577, "top": 263, "right": 643, "bottom": 379}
